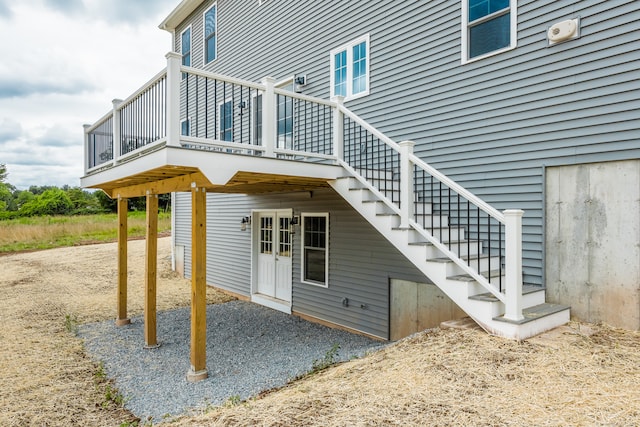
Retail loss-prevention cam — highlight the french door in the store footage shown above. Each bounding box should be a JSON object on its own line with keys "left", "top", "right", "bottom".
{"left": 255, "top": 210, "right": 292, "bottom": 306}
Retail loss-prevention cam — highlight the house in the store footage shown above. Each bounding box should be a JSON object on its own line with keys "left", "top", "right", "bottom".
{"left": 81, "top": 0, "right": 640, "bottom": 382}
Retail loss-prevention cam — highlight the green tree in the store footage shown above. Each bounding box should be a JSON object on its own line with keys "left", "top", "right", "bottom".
{"left": 13, "top": 190, "right": 35, "bottom": 210}
{"left": 95, "top": 190, "right": 117, "bottom": 213}
{"left": 20, "top": 188, "right": 73, "bottom": 216}
{"left": 0, "top": 163, "right": 7, "bottom": 183}
{"left": 27, "top": 185, "right": 56, "bottom": 196}
{"left": 66, "top": 187, "right": 101, "bottom": 214}
{"left": 0, "top": 185, "right": 10, "bottom": 211}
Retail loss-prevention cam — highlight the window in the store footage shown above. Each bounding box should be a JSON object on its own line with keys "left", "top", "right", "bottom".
{"left": 330, "top": 34, "right": 370, "bottom": 100}
{"left": 181, "top": 27, "right": 191, "bottom": 67}
{"left": 252, "top": 93, "right": 262, "bottom": 145}
{"left": 219, "top": 100, "right": 233, "bottom": 141}
{"left": 462, "top": 0, "right": 516, "bottom": 63}
{"left": 301, "top": 213, "right": 328, "bottom": 287}
{"left": 276, "top": 80, "right": 293, "bottom": 149}
{"left": 180, "top": 118, "right": 190, "bottom": 136}
{"left": 204, "top": 5, "right": 217, "bottom": 64}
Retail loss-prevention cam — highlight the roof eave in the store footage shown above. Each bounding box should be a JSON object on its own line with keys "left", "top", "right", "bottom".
{"left": 159, "top": 0, "right": 205, "bottom": 32}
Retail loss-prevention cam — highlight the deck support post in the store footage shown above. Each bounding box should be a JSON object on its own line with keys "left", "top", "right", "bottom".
{"left": 116, "top": 196, "right": 130, "bottom": 326}
{"left": 331, "top": 96, "right": 344, "bottom": 161}
{"left": 144, "top": 192, "right": 160, "bottom": 348}
{"left": 187, "top": 184, "right": 208, "bottom": 382}
{"left": 261, "top": 76, "right": 276, "bottom": 158}
{"left": 399, "top": 140, "right": 415, "bottom": 229}
{"left": 504, "top": 209, "right": 525, "bottom": 322}
{"left": 166, "top": 52, "right": 182, "bottom": 147}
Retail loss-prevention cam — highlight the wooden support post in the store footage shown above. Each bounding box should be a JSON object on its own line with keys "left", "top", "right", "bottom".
{"left": 187, "top": 185, "right": 208, "bottom": 382}
{"left": 116, "top": 196, "right": 130, "bottom": 326}
{"left": 144, "top": 192, "right": 160, "bottom": 349}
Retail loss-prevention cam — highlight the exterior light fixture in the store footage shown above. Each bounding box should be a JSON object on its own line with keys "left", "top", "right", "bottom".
{"left": 240, "top": 215, "right": 250, "bottom": 231}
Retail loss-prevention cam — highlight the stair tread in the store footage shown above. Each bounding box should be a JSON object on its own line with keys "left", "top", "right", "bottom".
{"left": 493, "top": 303, "right": 570, "bottom": 325}
{"left": 468, "top": 285, "right": 544, "bottom": 302}
{"left": 448, "top": 269, "right": 503, "bottom": 282}
{"left": 409, "top": 239, "right": 480, "bottom": 247}
{"left": 428, "top": 254, "right": 498, "bottom": 263}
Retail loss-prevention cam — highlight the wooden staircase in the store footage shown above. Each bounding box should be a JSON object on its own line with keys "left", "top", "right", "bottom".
{"left": 330, "top": 172, "right": 570, "bottom": 340}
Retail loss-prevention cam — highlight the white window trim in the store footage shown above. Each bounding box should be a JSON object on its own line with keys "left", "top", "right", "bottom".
{"left": 301, "top": 212, "right": 329, "bottom": 288}
{"left": 329, "top": 33, "right": 370, "bottom": 101}
{"left": 203, "top": 3, "right": 218, "bottom": 65}
{"left": 461, "top": 0, "right": 517, "bottom": 64}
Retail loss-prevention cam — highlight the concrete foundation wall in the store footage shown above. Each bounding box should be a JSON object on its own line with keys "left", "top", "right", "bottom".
{"left": 545, "top": 160, "right": 640, "bottom": 330}
{"left": 390, "top": 279, "right": 466, "bottom": 340}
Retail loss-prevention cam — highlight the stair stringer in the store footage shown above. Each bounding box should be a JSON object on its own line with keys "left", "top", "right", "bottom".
{"left": 329, "top": 175, "right": 569, "bottom": 340}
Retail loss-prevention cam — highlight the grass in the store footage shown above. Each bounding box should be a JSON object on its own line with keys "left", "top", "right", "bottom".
{"left": 0, "top": 211, "right": 171, "bottom": 254}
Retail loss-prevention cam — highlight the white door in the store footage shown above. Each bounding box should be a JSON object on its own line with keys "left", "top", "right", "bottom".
{"left": 255, "top": 211, "right": 292, "bottom": 306}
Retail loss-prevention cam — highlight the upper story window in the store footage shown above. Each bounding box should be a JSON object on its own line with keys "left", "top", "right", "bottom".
{"left": 330, "top": 34, "right": 370, "bottom": 101}
{"left": 204, "top": 4, "right": 217, "bottom": 64}
{"left": 181, "top": 27, "right": 191, "bottom": 67}
{"left": 462, "top": 0, "right": 517, "bottom": 63}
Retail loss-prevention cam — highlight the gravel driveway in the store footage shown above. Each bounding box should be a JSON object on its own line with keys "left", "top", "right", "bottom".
{"left": 80, "top": 300, "right": 385, "bottom": 422}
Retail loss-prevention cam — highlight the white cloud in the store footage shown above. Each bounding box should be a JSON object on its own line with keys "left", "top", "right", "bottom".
{"left": 0, "top": 1, "right": 174, "bottom": 189}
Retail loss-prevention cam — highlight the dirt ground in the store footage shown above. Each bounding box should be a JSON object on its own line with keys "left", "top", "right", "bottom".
{"left": 1, "top": 238, "right": 639, "bottom": 426}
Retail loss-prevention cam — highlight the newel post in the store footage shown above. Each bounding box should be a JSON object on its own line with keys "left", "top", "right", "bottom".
{"left": 112, "top": 99, "right": 123, "bottom": 161}
{"left": 83, "top": 124, "right": 91, "bottom": 174}
{"left": 399, "top": 140, "right": 415, "bottom": 229}
{"left": 503, "top": 209, "right": 524, "bottom": 321}
{"left": 261, "top": 76, "right": 276, "bottom": 158}
{"left": 331, "top": 96, "right": 344, "bottom": 161}
{"left": 166, "top": 51, "right": 182, "bottom": 147}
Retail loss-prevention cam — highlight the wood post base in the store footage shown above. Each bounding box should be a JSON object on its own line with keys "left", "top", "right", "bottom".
{"left": 115, "top": 318, "right": 131, "bottom": 327}
{"left": 186, "top": 368, "right": 208, "bottom": 383}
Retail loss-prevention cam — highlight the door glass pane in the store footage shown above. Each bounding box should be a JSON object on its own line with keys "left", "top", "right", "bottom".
{"left": 279, "top": 217, "right": 291, "bottom": 258}
{"left": 260, "top": 217, "right": 273, "bottom": 254}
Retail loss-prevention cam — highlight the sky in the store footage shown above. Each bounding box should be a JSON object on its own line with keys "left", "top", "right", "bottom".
{"left": 0, "top": 0, "right": 178, "bottom": 190}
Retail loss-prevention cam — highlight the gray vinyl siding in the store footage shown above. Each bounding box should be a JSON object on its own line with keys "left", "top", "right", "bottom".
{"left": 174, "top": 188, "right": 425, "bottom": 339}
{"left": 172, "top": 1, "right": 639, "bottom": 287}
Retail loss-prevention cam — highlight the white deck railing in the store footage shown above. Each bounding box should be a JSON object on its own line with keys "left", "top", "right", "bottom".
{"left": 83, "top": 51, "right": 524, "bottom": 321}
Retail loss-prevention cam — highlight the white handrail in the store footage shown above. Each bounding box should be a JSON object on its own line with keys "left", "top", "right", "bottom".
{"left": 410, "top": 154, "right": 505, "bottom": 223}
{"left": 85, "top": 111, "right": 112, "bottom": 134}
{"left": 117, "top": 68, "right": 168, "bottom": 111}
{"left": 273, "top": 87, "right": 337, "bottom": 108}
{"left": 180, "top": 65, "right": 266, "bottom": 91}
{"left": 338, "top": 104, "right": 402, "bottom": 152}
